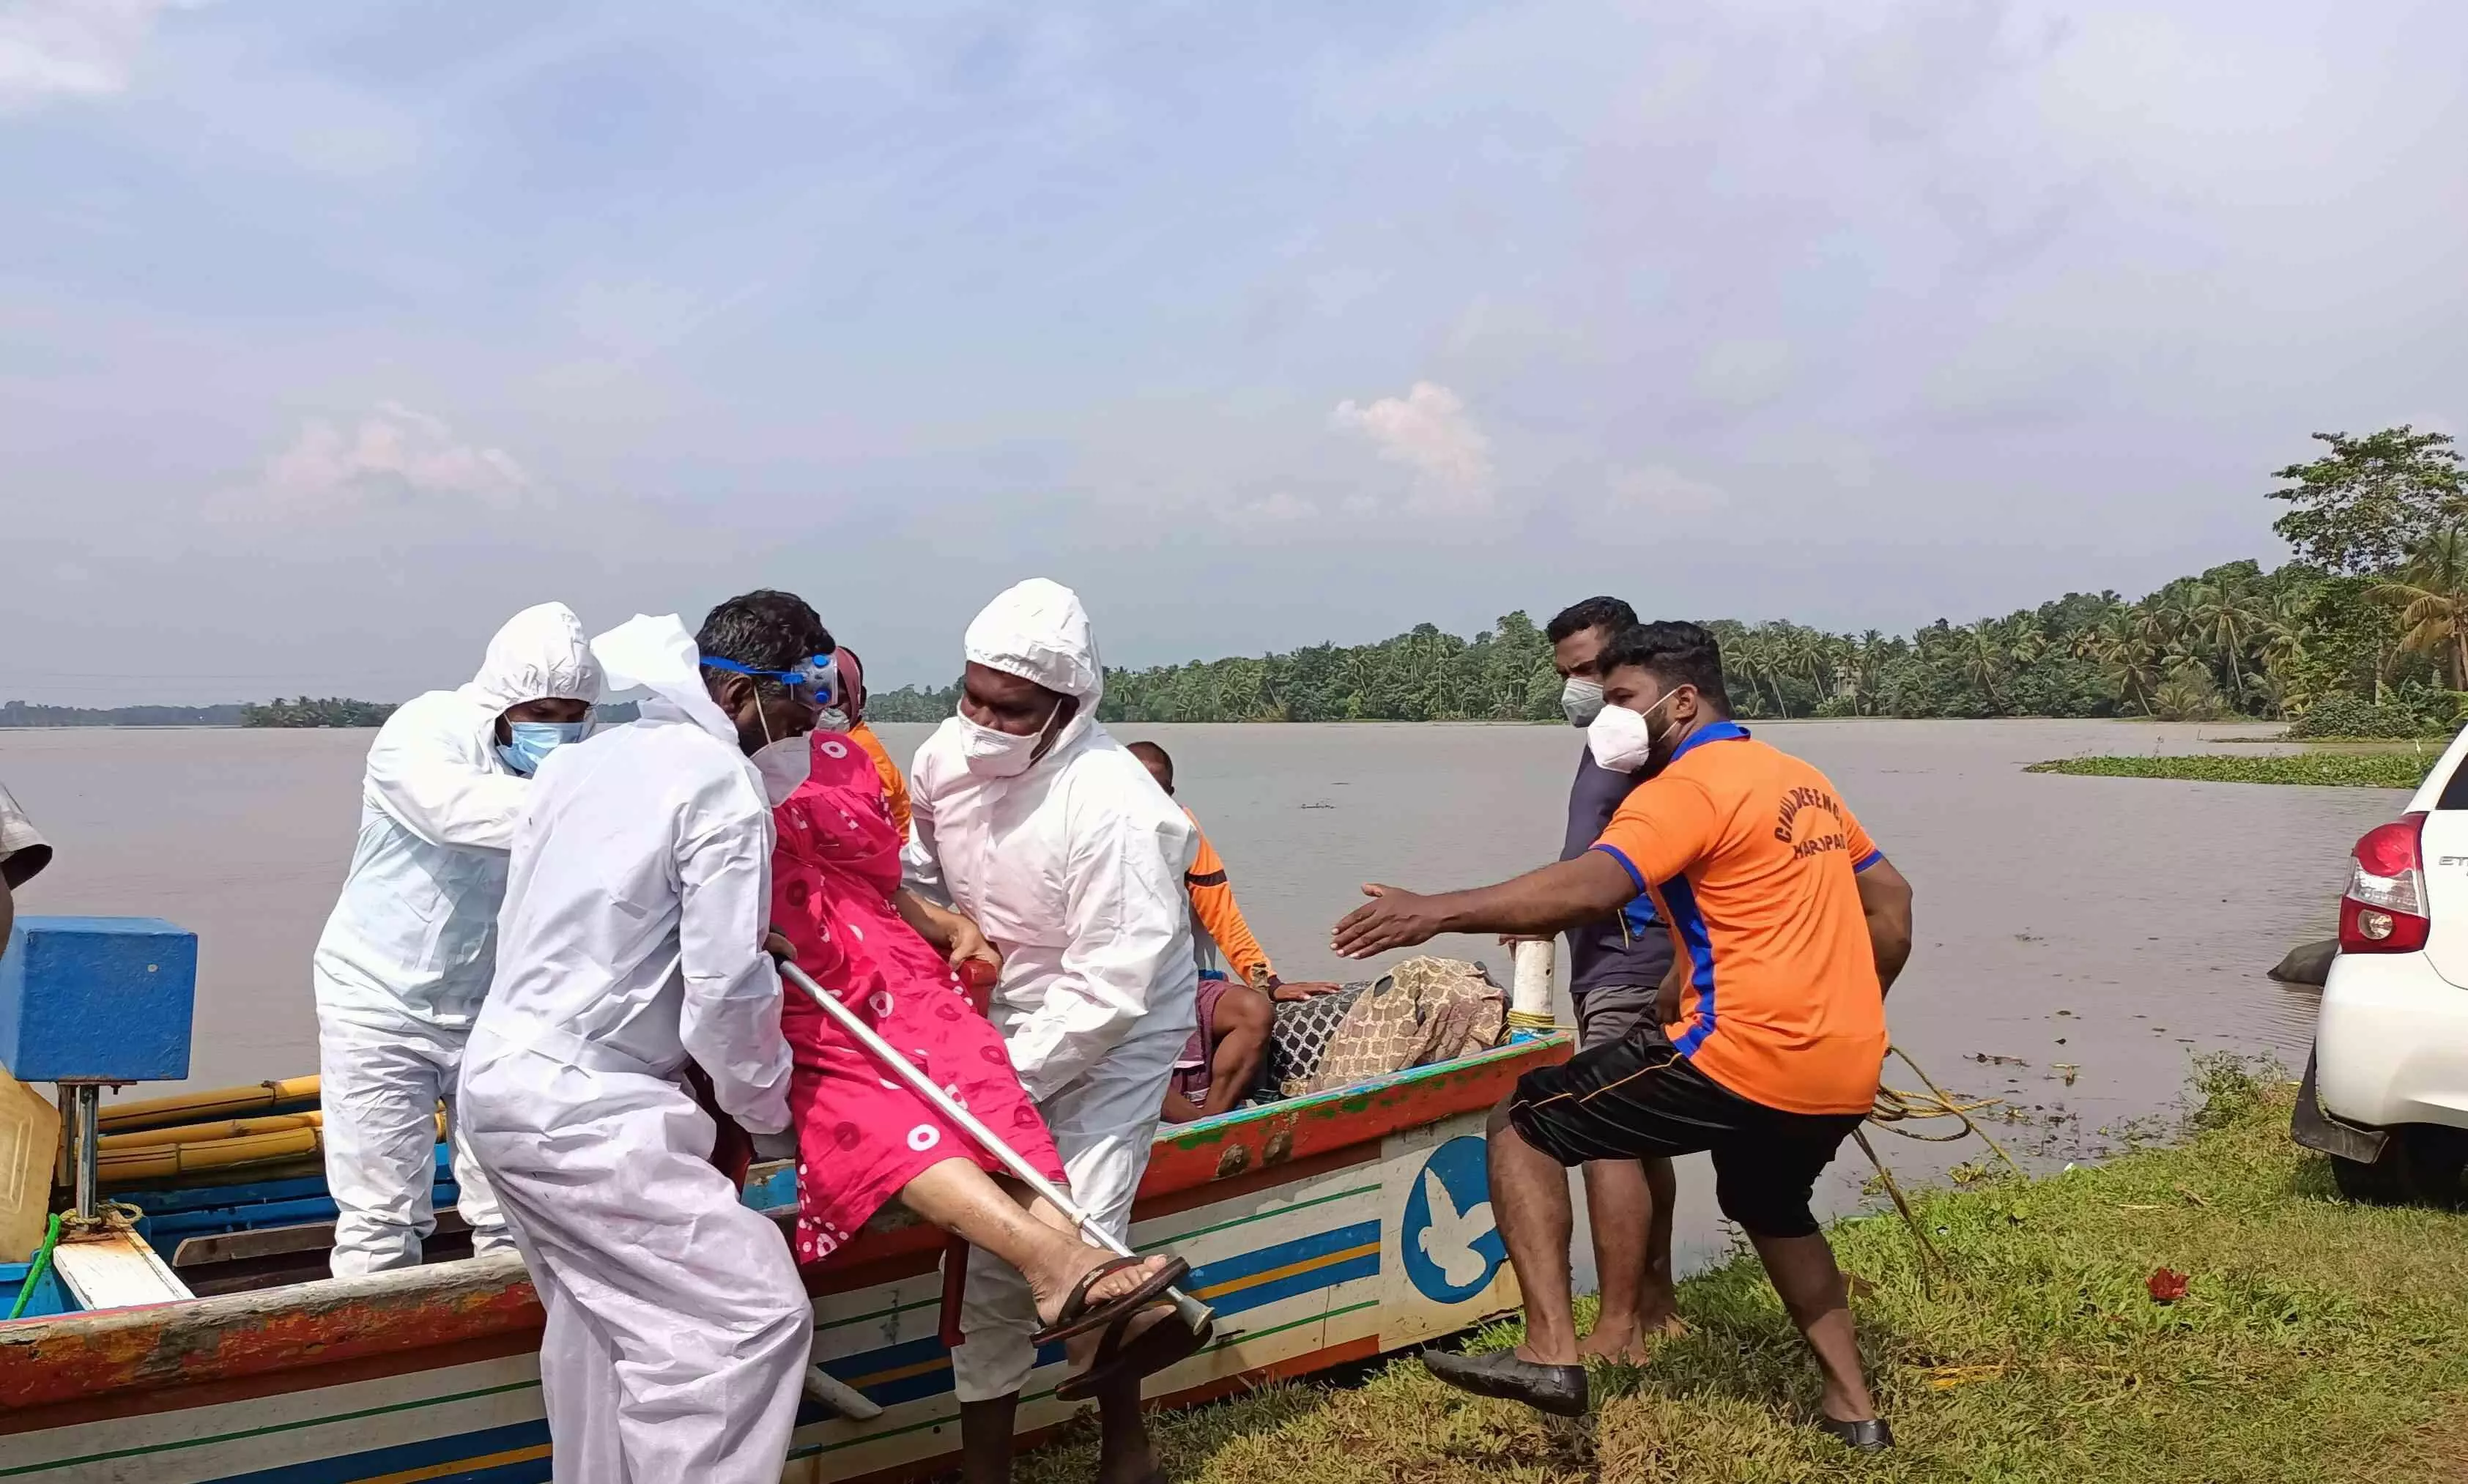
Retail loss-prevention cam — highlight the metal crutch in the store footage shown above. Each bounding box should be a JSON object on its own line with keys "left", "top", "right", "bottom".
{"left": 774, "top": 957, "right": 1215, "bottom": 1334}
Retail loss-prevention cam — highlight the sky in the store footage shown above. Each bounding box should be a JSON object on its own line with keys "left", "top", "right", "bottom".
{"left": 2, "top": 0, "right": 2464, "bottom": 704}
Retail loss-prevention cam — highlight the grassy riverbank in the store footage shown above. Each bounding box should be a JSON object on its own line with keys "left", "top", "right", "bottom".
{"left": 2027, "top": 752, "right": 2433, "bottom": 788}
{"left": 1021, "top": 1067, "right": 2468, "bottom": 1483}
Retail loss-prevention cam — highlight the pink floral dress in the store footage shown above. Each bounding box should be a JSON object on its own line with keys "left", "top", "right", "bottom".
{"left": 770, "top": 731, "right": 1067, "bottom": 1266}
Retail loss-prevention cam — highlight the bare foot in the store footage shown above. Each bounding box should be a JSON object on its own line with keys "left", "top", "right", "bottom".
{"left": 1028, "top": 1247, "right": 1174, "bottom": 1332}
{"left": 1577, "top": 1310, "right": 1688, "bottom": 1365}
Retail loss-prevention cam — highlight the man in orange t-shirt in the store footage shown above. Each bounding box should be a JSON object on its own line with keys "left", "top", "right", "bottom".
{"left": 1333, "top": 620, "right": 1914, "bottom": 1450}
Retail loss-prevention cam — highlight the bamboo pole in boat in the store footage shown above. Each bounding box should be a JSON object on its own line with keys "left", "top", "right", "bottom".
{"left": 96, "top": 1112, "right": 444, "bottom": 1187}
{"left": 98, "top": 1112, "right": 328, "bottom": 1151}
{"left": 97, "top": 1077, "right": 324, "bottom": 1135}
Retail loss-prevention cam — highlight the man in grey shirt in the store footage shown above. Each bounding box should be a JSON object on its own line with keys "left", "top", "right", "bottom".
{"left": 1535, "top": 596, "right": 1682, "bottom": 1358}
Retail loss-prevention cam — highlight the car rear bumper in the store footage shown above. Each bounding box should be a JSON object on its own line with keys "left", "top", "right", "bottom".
{"left": 2291, "top": 1050, "right": 2388, "bottom": 1162}
{"left": 2314, "top": 951, "right": 2468, "bottom": 1133}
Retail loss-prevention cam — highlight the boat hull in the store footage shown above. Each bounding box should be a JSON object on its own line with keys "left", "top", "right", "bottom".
{"left": 0, "top": 1039, "right": 1562, "bottom": 1482}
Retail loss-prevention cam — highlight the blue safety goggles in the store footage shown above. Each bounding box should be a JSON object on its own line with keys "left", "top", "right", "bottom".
{"left": 700, "top": 652, "right": 840, "bottom": 708}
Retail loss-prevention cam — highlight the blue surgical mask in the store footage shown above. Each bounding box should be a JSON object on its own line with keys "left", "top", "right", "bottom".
{"left": 497, "top": 720, "right": 587, "bottom": 776}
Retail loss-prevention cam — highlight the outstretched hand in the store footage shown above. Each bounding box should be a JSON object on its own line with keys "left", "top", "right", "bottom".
{"left": 1331, "top": 883, "right": 1448, "bottom": 960}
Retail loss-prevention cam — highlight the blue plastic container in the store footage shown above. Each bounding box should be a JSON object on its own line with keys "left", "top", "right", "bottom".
{"left": 0, "top": 916, "right": 197, "bottom": 1083}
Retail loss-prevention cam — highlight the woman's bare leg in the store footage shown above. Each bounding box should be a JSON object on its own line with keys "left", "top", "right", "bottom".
{"left": 897, "top": 1159, "right": 1171, "bottom": 1325}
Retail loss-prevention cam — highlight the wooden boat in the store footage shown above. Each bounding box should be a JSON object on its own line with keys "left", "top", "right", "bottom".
{"left": 0, "top": 1034, "right": 1565, "bottom": 1483}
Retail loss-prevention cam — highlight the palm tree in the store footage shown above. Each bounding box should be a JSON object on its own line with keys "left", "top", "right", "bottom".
{"left": 1850, "top": 630, "right": 1889, "bottom": 715}
{"left": 2374, "top": 527, "right": 2468, "bottom": 689}
{"left": 2080, "top": 608, "right": 2160, "bottom": 714}
{"left": 1958, "top": 622, "right": 2010, "bottom": 713}
{"left": 2184, "top": 578, "right": 2267, "bottom": 709}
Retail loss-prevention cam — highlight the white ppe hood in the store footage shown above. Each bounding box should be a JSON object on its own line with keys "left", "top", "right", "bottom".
{"left": 459, "top": 601, "right": 603, "bottom": 713}
{"left": 906, "top": 578, "right": 1196, "bottom": 1102}
{"left": 963, "top": 577, "right": 1104, "bottom": 752}
{"left": 312, "top": 600, "right": 601, "bottom": 1029}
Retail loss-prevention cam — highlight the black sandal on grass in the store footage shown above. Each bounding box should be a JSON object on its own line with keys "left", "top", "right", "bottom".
{"left": 1420, "top": 1348, "right": 1588, "bottom": 1417}
{"left": 1815, "top": 1416, "right": 1894, "bottom": 1451}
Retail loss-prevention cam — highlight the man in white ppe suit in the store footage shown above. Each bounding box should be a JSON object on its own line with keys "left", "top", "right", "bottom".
{"left": 312, "top": 601, "right": 599, "bottom": 1277}
{"left": 904, "top": 577, "right": 1199, "bottom": 1484}
{"left": 460, "top": 590, "right": 833, "bottom": 1484}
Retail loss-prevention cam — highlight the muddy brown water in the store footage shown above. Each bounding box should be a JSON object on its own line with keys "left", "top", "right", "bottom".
{"left": 0, "top": 720, "right": 2396, "bottom": 1274}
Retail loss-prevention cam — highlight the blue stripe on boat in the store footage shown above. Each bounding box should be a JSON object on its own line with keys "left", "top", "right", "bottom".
{"left": 805, "top": 1219, "right": 1385, "bottom": 1409}
{"left": 210, "top": 1418, "right": 549, "bottom": 1483}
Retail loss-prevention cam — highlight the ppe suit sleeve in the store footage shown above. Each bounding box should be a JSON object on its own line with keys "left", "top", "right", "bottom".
{"left": 675, "top": 804, "right": 793, "bottom": 1136}
{"left": 366, "top": 713, "right": 527, "bottom": 853}
{"left": 1004, "top": 806, "right": 1193, "bottom": 1102}
{"left": 901, "top": 767, "right": 951, "bottom": 905}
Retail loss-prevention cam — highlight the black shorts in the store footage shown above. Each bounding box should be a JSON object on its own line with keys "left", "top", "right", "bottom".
{"left": 1507, "top": 1029, "right": 1863, "bottom": 1239}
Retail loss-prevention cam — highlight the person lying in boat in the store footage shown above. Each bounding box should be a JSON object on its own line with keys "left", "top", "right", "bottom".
{"left": 1124, "top": 740, "right": 1339, "bottom": 1123}
{"left": 766, "top": 690, "right": 1194, "bottom": 1392}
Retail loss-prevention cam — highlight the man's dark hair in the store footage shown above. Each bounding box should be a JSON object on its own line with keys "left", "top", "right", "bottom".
{"left": 697, "top": 590, "right": 833, "bottom": 695}
{"left": 1546, "top": 596, "right": 1639, "bottom": 645}
{"left": 1125, "top": 740, "right": 1174, "bottom": 784}
{"left": 1598, "top": 620, "right": 1731, "bottom": 714}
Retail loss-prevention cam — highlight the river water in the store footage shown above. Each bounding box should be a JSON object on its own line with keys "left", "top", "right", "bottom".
{"left": 0, "top": 719, "right": 2396, "bottom": 1273}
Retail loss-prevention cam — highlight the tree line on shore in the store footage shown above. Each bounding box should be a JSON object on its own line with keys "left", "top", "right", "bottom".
{"left": 868, "top": 426, "right": 2468, "bottom": 736}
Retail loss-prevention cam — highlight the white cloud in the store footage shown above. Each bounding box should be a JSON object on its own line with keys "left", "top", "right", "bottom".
{"left": 253, "top": 401, "right": 537, "bottom": 516}
{"left": 0, "top": 0, "right": 193, "bottom": 111}
{"left": 1329, "top": 381, "right": 1495, "bottom": 513}
{"left": 1604, "top": 464, "right": 1730, "bottom": 516}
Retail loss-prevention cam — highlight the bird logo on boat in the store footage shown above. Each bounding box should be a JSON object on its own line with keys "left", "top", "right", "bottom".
{"left": 1400, "top": 1136, "right": 1506, "bottom": 1305}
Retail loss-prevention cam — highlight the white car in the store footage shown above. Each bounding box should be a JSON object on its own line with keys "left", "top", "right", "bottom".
{"left": 2295, "top": 724, "right": 2468, "bottom": 1205}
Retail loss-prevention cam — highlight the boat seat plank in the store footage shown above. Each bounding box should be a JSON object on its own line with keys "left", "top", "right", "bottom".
{"left": 53, "top": 1229, "right": 194, "bottom": 1310}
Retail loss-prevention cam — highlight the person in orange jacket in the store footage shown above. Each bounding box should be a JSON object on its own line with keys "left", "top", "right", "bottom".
{"left": 1126, "top": 741, "right": 1338, "bottom": 1122}
{"left": 831, "top": 647, "right": 913, "bottom": 839}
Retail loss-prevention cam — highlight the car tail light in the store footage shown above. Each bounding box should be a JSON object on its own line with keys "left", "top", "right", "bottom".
{"left": 2339, "top": 813, "right": 2431, "bottom": 954}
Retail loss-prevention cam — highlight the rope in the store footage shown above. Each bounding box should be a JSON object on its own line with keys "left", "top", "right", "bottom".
{"left": 1851, "top": 1044, "right": 2027, "bottom": 1272}
{"left": 1865, "top": 1045, "right": 2024, "bottom": 1175}
{"left": 8, "top": 1214, "right": 62, "bottom": 1321}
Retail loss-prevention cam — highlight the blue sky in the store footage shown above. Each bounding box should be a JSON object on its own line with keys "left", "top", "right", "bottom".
{"left": 3, "top": 0, "right": 2464, "bottom": 703}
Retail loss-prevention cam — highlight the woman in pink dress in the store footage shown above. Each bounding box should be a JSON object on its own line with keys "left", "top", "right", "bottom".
{"left": 768, "top": 728, "right": 1201, "bottom": 1388}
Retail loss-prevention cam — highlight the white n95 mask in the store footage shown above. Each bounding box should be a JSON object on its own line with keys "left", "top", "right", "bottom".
{"left": 752, "top": 735, "right": 812, "bottom": 805}
{"left": 1586, "top": 705, "right": 1655, "bottom": 773}
{"left": 956, "top": 702, "right": 1064, "bottom": 779}
{"left": 1586, "top": 688, "right": 1684, "bottom": 774}
{"left": 1560, "top": 677, "right": 1605, "bottom": 728}
{"left": 957, "top": 713, "right": 1040, "bottom": 779}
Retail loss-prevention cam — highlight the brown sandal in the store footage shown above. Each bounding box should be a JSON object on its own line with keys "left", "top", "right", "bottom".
{"left": 1055, "top": 1307, "right": 1215, "bottom": 1401}
{"left": 1031, "top": 1255, "right": 1192, "bottom": 1346}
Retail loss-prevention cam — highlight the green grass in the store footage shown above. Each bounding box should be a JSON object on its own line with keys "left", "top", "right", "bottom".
{"left": 2026, "top": 752, "right": 2433, "bottom": 788}
{"left": 1020, "top": 1066, "right": 2468, "bottom": 1484}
